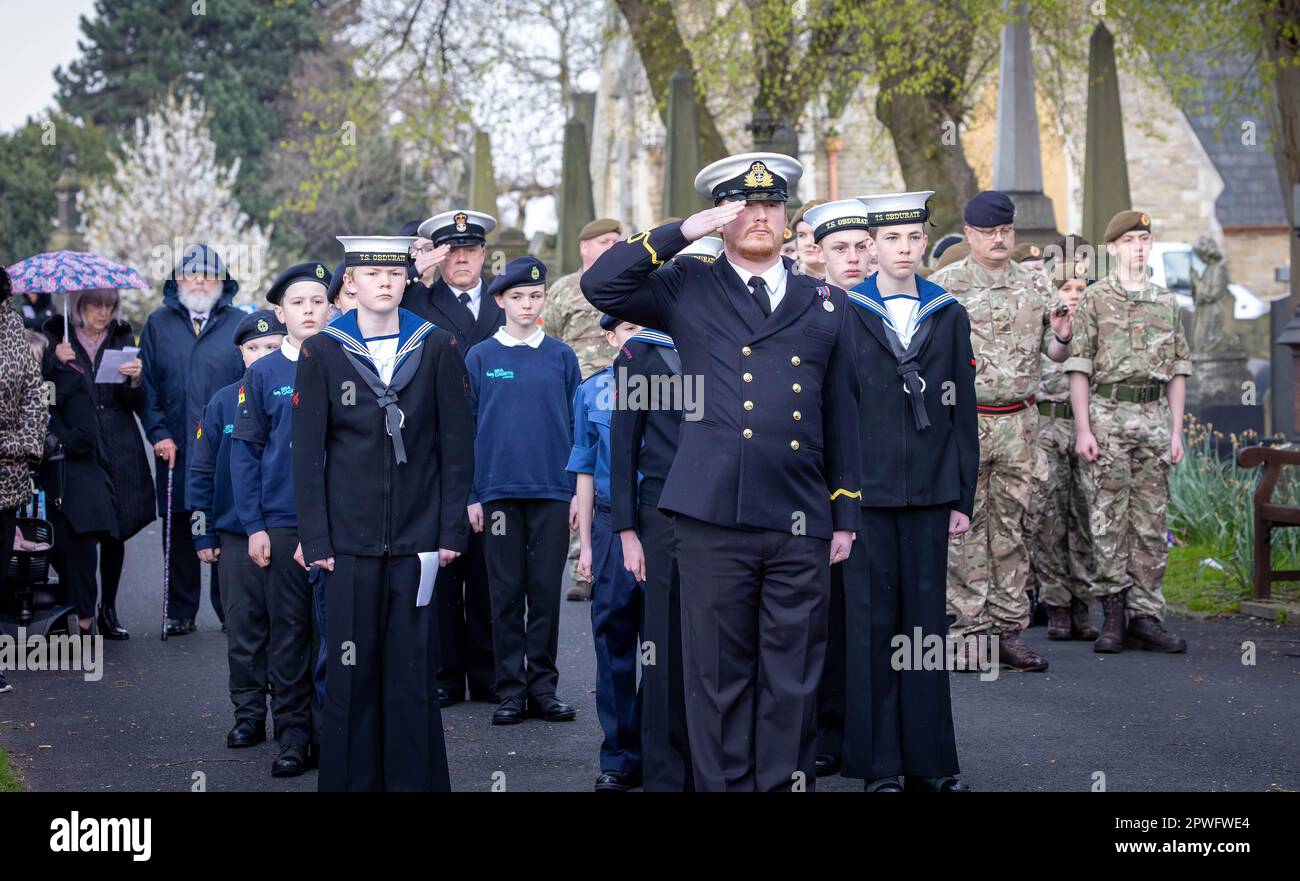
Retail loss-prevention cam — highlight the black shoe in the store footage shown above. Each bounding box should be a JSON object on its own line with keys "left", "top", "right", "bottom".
{"left": 492, "top": 698, "right": 525, "bottom": 726}
{"left": 271, "top": 743, "right": 308, "bottom": 777}
{"left": 165, "top": 617, "right": 196, "bottom": 637}
{"left": 0, "top": 674, "right": 11, "bottom": 694}
{"left": 437, "top": 687, "right": 454, "bottom": 707}
{"left": 469, "top": 687, "right": 499, "bottom": 703}
{"left": 905, "top": 775, "right": 970, "bottom": 792}
{"left": 97, "top": 606, "right": 129, "bottom": 640}
{"left": 594, "top": 771, "right": 641, "bottom": 791}
{"left": 528, "top": 694, "right": 576, "bottom": 722}
{"left": 865, "top": 776, "right": 904, "bottom": 792}
{"left": 814, "top": 753, "right": 841, "bottom": 777}
{"left": 226, "top": 719, "right": 266, "bottom": 749}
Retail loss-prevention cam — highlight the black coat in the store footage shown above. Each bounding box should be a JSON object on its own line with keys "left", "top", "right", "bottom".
{"left": 39, "top": 351, "right": 118, "bottom": 537}
{"left": 291, "top": 313, "right": 476, "bottom": 562}
{"left": 609, "top": 339, "right": 683, "bottom": 534}
{"left": 139, "top": 276, "right": 246, "bottom": 514}
{"left": 42, "top": 317, "right": 156, "bottom": 539}
{"left": 403, "top": 277, "right": 504, "bottom": 350}
{"left": 582, "top": 222, "right": 861, "bottom": 540}
{"left": 846, "top": 278, "right": 979, "bottom": 516}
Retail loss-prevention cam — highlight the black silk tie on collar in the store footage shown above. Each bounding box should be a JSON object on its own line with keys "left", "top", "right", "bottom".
{"left": 897, "top": 360, "right": 931, "bottom": 431}
{"left": 747, "top": 276, "right": 771, "bottom": 318}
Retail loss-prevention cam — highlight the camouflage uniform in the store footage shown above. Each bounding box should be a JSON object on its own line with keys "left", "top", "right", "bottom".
{"left": 1064, "top": 274, "right": 1191, "bottom": 619}
{"left": 542, "top": 269, "right": 615, "bottom": 589}
{"left": 1030, "top": 325, "right": 1094, "bottom": 608}
{"left": 930, "top": 256, "right": 1056, "bottom": 638}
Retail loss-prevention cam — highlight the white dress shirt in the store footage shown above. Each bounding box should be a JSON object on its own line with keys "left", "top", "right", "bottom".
{"left": 451, "top": 280, "right": 484, "bottom": 320}
{"left": 730, "top": 259, "right": 788, "bottom": 314}
{"left": 493, "top": 326, "right": 545, "bottom": 349}
{"left": 281, "top": 338, "right": 300, "bottom": 362}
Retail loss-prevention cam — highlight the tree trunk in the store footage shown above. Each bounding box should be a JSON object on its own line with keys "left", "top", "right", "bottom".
{"left": 1260, "top": 0, "right": 1300, "bottom": 312}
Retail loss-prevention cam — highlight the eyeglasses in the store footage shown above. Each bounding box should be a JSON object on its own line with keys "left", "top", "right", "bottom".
{"left": 410, "top": 244, "right": 436, "bottom": 255}
{"left": 969, "top": 226, "right": 1015, "bottom": 239}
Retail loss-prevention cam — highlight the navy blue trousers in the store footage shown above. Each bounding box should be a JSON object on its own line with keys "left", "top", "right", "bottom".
{"left": 591, "top": 497, "right": 642, "bottom": 774}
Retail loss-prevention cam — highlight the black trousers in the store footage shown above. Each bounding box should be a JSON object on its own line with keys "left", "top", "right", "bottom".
{"left": 435, "top": 529, "right": 495, "bottom": 698}
{"left": 164, "top": 510, "right": 222, "bottom": 621}
{"left": 637, "top": 504, "right": 693, "bottom": 792}
{"left": 842, "top": 505, "right": 959, "bottom": 780}
{"left": 674, "top": 514, "right": 830, "bottom": 792}
{"left": 49, "top": 510, "right": 106, "bottom": 619}
{"left": 482, "top": 498, "right": 568, "bottom": 702}
{"left": 99, "top": 536, "right": 126, "bottom": 610}
{"left": 266, "top": 528, "right": 313, "bottom": 745}
{"left": 0, "top": 507, "right": 16, "bottom": 596}
{"left": 320, "top": 553, "right": 449, "bottom": 792}
{"left": 218, "top": 531, "right": 270, "bottom": 725}
{"left": 816, "top": 563, "right": 846, "bottom": 759}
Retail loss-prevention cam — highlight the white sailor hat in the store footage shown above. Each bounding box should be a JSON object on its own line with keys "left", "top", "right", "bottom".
{"left": 694, "top": 152, "right": 802, "bottom": 204}
{"left": 336, "top": 236, "right": 416, "bottom": 267}
{"left": 856, "top": 191, "right": 935, "bottom": 227}
{"left": 676, "top": 236, "right": 724, "bottom": 264}
{"left": 802, "top": 198, "right": 872, "bottom": 243}
{"left": 417, "top": 209, "right": 497, "bottom": 246}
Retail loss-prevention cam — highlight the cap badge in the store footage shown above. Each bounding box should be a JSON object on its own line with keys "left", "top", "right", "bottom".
{"left": 1030, "top": 245, "right": 1040, "bottom": 257}
{"left": 455, "top": 212, "right": 468, "bottom": 232}
{"left": 530, "top": 266, "right": 540, "bottom": 281}
{"left": 315, "top": 264, "right": 325, "bottom": 279}
{"left": 1139, "top": 212, "right": 1150, "bottom": 226}
{"left": 743, "top": 161, "right": 775, "bottom": 189}
{"left": 257, "top": 319, "right": 269, "bottom": 332}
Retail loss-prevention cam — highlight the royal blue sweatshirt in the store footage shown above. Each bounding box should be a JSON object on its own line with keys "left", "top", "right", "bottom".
{"left": 231, "top": 344, "right": 301, "bottom": 532}
{"left": 465, "top": 330, "right": 581, "bottom": 504}
{"left": 188, "top": 380, "right": 243, "bottom": 548}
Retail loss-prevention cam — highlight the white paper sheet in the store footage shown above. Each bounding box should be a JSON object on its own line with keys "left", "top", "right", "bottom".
{"left": 94, "top": 347, "right": 140, "bottom": 384}
{"left": 416, "top": 551, "right": 440, "bottom": 607}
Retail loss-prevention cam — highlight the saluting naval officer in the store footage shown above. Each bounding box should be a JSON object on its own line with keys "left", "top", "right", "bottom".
{"left": 582, "top": 152, "right": 862, "bottom": 792}
{"left": 292, "top": 235, "right": 475, "bottom": 791}
{"left": 834, "top": 192, "right": 978, "bottom": 792}
{"left": 407, "top": 208, "right": 502, "bottom": 707}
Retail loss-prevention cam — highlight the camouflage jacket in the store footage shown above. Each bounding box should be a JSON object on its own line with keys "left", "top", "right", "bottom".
{"left": 1064, "top": 274, "right": 1192, "bottom": 385}
{"left": 930, "top": 256, "right": 1056, "bottom": 404}
{"left": 542, "top": 270, "right": 610, "bottom": 377}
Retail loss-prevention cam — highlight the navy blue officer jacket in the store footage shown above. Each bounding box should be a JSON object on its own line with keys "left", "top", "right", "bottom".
{"left": 582, "top": 221, "right": 861, "bottom": 540}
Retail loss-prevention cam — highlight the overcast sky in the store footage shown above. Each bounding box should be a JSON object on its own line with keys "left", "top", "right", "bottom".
{"left": 0, "top": 0, "right": 98, "bottom": 132}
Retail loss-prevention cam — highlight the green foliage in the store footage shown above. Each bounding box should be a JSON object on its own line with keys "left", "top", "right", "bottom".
{"left": 0, "top": 747, "right": 23, "bottom": 792}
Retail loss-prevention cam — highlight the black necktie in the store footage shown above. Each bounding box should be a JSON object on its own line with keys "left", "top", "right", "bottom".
{"left": 192, "top": 316, "right": 204, "bottom": 336}
{"left": 747, "top": 276, "right": 771, "bottom": 318}
{"left": 458, "top": 291, "right": 473, "bottom": 318}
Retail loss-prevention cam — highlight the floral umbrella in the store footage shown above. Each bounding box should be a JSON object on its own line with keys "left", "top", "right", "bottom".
{"left": 6, "top": 250, "right": 150, "bottom": 338}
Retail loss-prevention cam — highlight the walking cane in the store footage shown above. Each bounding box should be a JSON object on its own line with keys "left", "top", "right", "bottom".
{"left": 161, "top": 459, "right": 174, "bottom": 641}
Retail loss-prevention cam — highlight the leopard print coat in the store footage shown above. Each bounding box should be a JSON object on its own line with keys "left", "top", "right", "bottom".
{"left": 0, "top": 307, "right": 47, "bottom": 510}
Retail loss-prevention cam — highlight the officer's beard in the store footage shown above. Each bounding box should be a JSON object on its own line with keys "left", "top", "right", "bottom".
{"left": 177, "top": 286, "right": 222, "bottom": 314}
{"left": 733, "top": 229, "right": 780, "bottom": 262}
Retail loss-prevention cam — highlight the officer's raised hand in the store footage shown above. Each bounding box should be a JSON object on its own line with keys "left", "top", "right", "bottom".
{"left": 680, "top": 201, "right": 746, "bottom": 241}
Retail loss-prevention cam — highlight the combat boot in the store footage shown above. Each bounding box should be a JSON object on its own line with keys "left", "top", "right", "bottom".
{"left": 997, "top": 630, "right": 1048, "bottom": 672}
{"left": 1046, "top": 605, "right": 1072, "bottom": 640}
{"left": 1125, "top": 615, "right": 1188, "bottom": 653}
{"left": 1093, "top": 593, "right": 1126, "bottom": 653}
{"left": 1069, "top": 599, "right": 1099, "bottom": 641}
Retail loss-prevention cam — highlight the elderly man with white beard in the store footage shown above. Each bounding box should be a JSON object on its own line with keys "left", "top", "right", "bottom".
{"left": 140, "top": 244, "right": 248, "bottom": 636}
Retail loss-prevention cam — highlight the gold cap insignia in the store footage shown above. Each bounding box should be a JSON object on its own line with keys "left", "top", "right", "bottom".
{"left": 742, "top": 160, "right": 775, "bottom": 189}
{"left": 1139, "top": 212, "right": 1150, "bottom": 226}
{"left": 315, "top": 264, "right": 325, "bottom": 279}
{"left": 530, "top": 266, "right": 540, "bottom": 281}
{"left": 1030, "top": 245, "right": 1040, "bottom": 257}
{"left": 454, "top": 212, "right": 468, "bottom": 232}
{"left": 257, "top": 319, "right": 269, "bottom": 333}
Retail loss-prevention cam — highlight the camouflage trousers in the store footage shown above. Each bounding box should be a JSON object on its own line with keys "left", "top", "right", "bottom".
{"left": 1029, "top": 411, "right": 1094, "bottom": 608}
{"left": 1075, "top": 397, "right": 1171, "bottom": 619}
{"left": 948, "top": 406, "right": 1041, "bottom": 637}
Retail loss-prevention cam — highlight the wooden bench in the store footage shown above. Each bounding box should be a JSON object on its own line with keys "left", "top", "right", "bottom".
{"left": 1236, "top": 445, "right": 1300, "bottom": 599}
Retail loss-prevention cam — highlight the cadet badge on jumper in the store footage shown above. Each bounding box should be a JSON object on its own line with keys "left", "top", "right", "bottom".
{"left": 315, "top": 264, "right": 325, "bottom": 279}
{"left": 455, "top": 212, "right": 468, "bottom": 232}
{"left": 292, "top": 390, "right": 300, "bottom": 408}
{"left": 257, "top": 319, "right": 269, "bottom": 333}
{"left": 238, "top": 386, "right": 245, "bottom": 405}
{"left": 195, "top": 423, "right": 202, "bottom": 440}
{"left": 531, "top": 266, "right": 540, "bottom": 280}
{"left": 742, "top": 161, "right": 775, "bottom": 189}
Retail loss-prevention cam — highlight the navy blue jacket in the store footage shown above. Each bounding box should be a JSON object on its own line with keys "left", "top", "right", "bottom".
{"left": 139, "top": 265, "right": 246, "bottom": 513}
{"left": 188, "top": 381, "right": 243, "bottom": 548}
{"left": 582, "top": 222, "right": 862, "bottom": 540}
{"left": 231, "top": 345, "right": 300, "bottom": 533}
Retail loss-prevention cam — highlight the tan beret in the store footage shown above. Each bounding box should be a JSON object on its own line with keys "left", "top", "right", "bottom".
{"left": 936, "top": 241, "right": 971, "bottom": 270}
{"left": 1104, "top": 209, "right": 1152, "bottom": 243}
{"left": 1010, "top": 242, "right": 1043, "bottom": 262}
{"left": 579, "top": 218, "right": 622, "bottom": 241}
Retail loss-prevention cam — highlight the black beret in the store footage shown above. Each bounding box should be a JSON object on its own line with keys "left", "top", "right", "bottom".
{"left": 396, "top": 219, "right": 423, "bottom": 238}
{"left": 267, "top": 261, "right": 332, "bottom": 305}
{"left": 486, "top": 256, "right": 547, "bottom": 298}
{"left": 326, "top": 260, "right": 346, "bottom": 303}
{"left": 234, "top": 309, "right": 286, "bottom": 347}
{"left": 931, "top": 233, "right": 964, "bottom": 263}
{"left": 599, "top": 313, "right": 622, "bottom": 332}
{"left": 963, "top": 191, "right": 1016, "bottom": 228}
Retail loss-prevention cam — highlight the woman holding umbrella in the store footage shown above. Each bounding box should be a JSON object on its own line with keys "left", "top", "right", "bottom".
{"left": 42, "top": 289, "right": 155, "bottom": 638}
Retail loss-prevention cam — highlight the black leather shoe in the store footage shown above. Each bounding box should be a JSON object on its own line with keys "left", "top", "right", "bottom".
{"left": 97, "top": 606, "right": 129, "bottom": 640}
{"left": 226, "top": 719, "right": 266, "bottom": 749}
{"left": 528, "top": 694, "right": 576, "bottom": 722}
{"left": 492, "top": 698, "right": 525, "bottom": 726}
{"left": 814, "top": 753, "right": 841, "bottom": 777}
{"left": 594, "top": 771, "right": 642, "bottom": 792}
{"left": 438, "top": 688, "right": 462, "bottom": 708}
{"left": 469, "top": 687, "right": 499, "bottom": 703}
{"left": 865, "top": 776, "right": 904, "bottom": 792}
{"left": 271, "top": 743, "right": 308, "bottom": 777}
{"left": 905, "top": 775, "right": 970, "bottom": 792}
{"left": 165, "top": 617, "right": 196, "bottom": 637}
